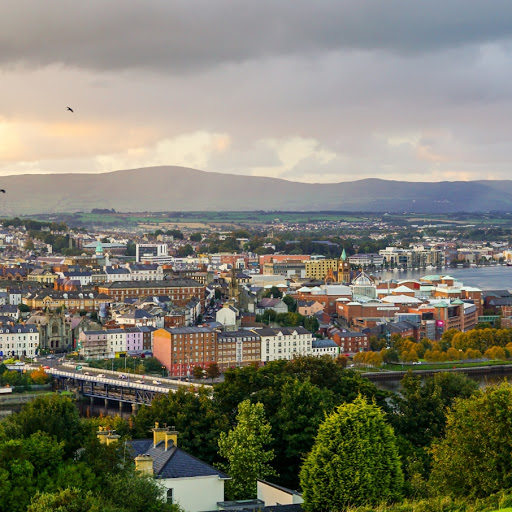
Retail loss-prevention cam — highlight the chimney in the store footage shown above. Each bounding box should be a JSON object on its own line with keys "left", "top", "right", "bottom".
{"left": 135, "top": 454, "right": 154, "bottom": 476}
{"left": 152, "top": 421, "right": 168, "bottom": 447}
{"left": 106, "top": 433, "right": 120, "bottom": 446}
{"left": 96, "top": 426, "right": 110, "bottom": 444}
{"left": 164, "top": 426, "right": 178, "bottom": 450}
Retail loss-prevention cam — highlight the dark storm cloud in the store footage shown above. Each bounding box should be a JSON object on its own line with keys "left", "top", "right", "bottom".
{"left": 1, "top": 1, "right": 512, "bottom": 72}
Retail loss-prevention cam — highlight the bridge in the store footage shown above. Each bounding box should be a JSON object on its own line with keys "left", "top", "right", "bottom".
{"left": 40, "top": 364, "right": 212, "bottom": 411}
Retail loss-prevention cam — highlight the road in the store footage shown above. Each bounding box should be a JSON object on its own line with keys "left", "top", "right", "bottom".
{"left": 30, "top": 356, "right": 212, "bottom": 393}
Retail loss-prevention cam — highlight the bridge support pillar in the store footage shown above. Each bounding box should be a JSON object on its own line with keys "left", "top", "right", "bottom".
{"left": 90, "top": 396, "right": 94, "bottom": 405}
{"left": 131, "top": 403, "right": 139, "bottom": 413}
{"left": 119, "top": 401, "right": 123, "bottom": 411}
{"left": 104, "top": 398, "right": 109, "bottom": 408}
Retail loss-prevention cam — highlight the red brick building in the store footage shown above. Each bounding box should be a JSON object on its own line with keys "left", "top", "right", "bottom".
{"left": 153, "top": 327, "right": 217, "bottom": 378}
{"left": 97, "top": 279, "right": 205, "bottom": 309}
{"left": 329, "top": 329, "right": 370, "bottom": 354}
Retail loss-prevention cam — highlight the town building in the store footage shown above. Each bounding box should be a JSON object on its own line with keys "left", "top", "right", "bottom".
{"left": 97, "top": 279, "right": 205, "bottom": 309}
{"left": 216, "top": 330, "right": 261, "bottom": 371}
{"left": 136, "top": 244, "right": 172, "bottom": 264}
{"left": 130, "top": 424, "right": 228, "bottom": 512}
{"left": 0, "top": 323, "right": 39, "bottom": 358}
{"left": 252, "top": 326, "right": 314, "bottom": 363}
{"left": 153, "top": 327, "right": 217, "bottom": 378}
{"left": 311, "top": 338, "right": 339, "bottom": 358}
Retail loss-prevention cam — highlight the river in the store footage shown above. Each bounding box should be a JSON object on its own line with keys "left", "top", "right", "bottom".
{"left": 374, "top": 265, "right": 512, "bottom": 290}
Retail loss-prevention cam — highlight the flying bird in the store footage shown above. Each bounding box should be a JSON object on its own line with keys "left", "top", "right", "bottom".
{"left": 0, "top": 190, "right": 5, "bottom": 194}
{"left": 67, "top": 107, "right": 74, "bottom": 113}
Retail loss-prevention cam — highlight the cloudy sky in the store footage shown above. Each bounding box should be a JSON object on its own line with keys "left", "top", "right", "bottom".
{"left": 1, "top": 0, "right": 512, "bottom": 183}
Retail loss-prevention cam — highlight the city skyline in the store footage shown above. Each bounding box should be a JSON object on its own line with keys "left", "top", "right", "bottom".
{"left": 2, "top": 1, "right": 512, "bottom": 183}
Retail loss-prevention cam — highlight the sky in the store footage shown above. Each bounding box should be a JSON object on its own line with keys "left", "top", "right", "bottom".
{"left": 1, "top": 1, "right": 512, "bottom": 183}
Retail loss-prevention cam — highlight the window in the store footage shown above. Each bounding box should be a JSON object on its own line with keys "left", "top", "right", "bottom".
{"left": 166, "top": 489, "right": 173, "bottom": 503}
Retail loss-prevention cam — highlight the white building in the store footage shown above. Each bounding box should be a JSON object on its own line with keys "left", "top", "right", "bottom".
{"left": 136, "top": 244, "right": 172, "bottom": 264}
{"left": 216, "top": 303, "right": 239, "bottom": 331}
{"left": 131, "top": 424, "right": 228, "bottom": 512}
{"left": 253, "top": 326, "right": 314, "bottom": 363}
{"left": 0, "top": 324, "right": 40, "bottom": 358}
{"left": 128, "top": 263, "right": 164, "bottom": 281}
{"left": 107, "top": 329, "right": 127, "bottom": 355}
{"left": 311, "top": 339, "right": 339, "bottom": 358}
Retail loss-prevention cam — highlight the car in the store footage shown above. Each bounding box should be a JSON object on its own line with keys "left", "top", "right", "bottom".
{"left": 135, "top": 380, "right": 143, "bottom": 384}
{"left": 152, "top": 380, "right": 161, "bottom": 385}
{"left": 43, "top": 365, "right": 50, "bottom": 370}
{"left": 84, "top": 372, "right": 91, "bottom": 375}
{"left": 97, "top": 374, "right": 105, "bottom": 378}
{"left": 47, "top": 355, "right": 55, "bottom": 359}
{"left": 119, "top": 374, "right": 128, "bottom": 379}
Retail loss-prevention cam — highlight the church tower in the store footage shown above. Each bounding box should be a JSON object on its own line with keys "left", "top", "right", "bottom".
{"left": 229, "top": 266, "right": 240, "bottom": 303}
{"left": 338, "top": 248, "right": 351, "bottom": 283}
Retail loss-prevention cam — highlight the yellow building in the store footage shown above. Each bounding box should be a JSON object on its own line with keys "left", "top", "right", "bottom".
{"left": 27, "top": 269, "right": 58, "bottom": 285}
{"left": 304, "top": 259, "right": 338, "bottom": 280}
{"left": 23, "top": 290, "right": 110, "bottom": 312}
{"left": 304, "top": 249, "right": 351, "bottom": 283}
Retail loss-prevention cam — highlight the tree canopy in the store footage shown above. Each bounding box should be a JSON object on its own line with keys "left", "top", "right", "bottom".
{"left": 300, "top": 396, "right": 403, "bottom": 511}
{"left": 218, "top": 400, "right": 276, "bottom": 500}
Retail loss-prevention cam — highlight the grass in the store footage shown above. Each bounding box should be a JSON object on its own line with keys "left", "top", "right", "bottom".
{"left": 381, "top": 360, "right": 512, "bottom": 372}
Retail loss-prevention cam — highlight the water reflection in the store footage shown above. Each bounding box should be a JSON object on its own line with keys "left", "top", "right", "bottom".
{"left": 375, "top": 371, "right": 511, "bottom": 394}
{"left": 76, "top": 400, "right": 134, "bottom": 420}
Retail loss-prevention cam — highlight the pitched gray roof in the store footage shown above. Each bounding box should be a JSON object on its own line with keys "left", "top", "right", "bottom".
{"left": 129, "top": 440, "right": 228, "bottom": 479}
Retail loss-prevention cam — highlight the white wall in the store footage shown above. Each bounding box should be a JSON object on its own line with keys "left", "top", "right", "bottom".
{"left": 158, "top": 475, "right": 225, "bottom": 512}
{"left": 257, "top": 480, "right": 304, "bottom": 506}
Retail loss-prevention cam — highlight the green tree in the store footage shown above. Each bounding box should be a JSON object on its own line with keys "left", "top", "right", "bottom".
{"left": 27, "top": 488, "right": 101, "bottom": 512}
{"left": 177, "top": 244, "right": 194, "bottom": 257}
{"left": 300, "top": 396, "right": 403, "bottom": 511}
{"left": 131, "top": 388, "right": 228, "bottom": 465}
{"left": 166, "top": 229, "right": 184, "bottom": 240}
{"left": 272, "top": 378, "right": 335, "bottom": 488}
{"left": 430, "top": 382, "right": 512, "bottom": 499}
{"left": 218, "top": 400, "right": 276, "bottom": 500}
{"left": 390, "top": 371, "right": 478, "bottom": 450}
{"left": 282, "top": 295, "right": 297, "bottom": 312}
{"left": 303, "top": 316, "right": 319, "bottom": 333}
{"left": 263, "top": 286, "right": 282, "bottom": 299}
{"left": 205, "top": 362, "right": 221, "bottom": 383}
{"left": 192, "top": 366, "right": 204, "bottom": 380}
{"left": 0, "top": 395, "right": 83, "bottom": 456}
{"left": 18, "top": 303, "right": 31, "bottom": 313}
{"left": 126, "top": 241, "right": 136, "bottom": 257}
{"left": 189, "top": 233, "right": 202, "bottom": 242}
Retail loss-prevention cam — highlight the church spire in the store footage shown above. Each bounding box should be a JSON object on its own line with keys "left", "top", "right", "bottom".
{"left": 341, "top": 248, "right": 347, "bottom": 261}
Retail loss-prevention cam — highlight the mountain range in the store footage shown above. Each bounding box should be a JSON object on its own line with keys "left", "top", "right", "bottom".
{"left": 0, "top": 166, "right": 511, "bottom": 214}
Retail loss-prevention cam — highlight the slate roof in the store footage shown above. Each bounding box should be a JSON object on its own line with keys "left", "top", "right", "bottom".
{"left": 129, "top": 440, "right": 228, "bottom": 480}
{"left": 312, "top": 339, "right": 338, "bottom": 349}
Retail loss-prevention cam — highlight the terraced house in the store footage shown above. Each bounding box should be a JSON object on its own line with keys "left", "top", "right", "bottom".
{"left": 97, "top": 279, "right": 205, "bottom": 309}
{"left": 22, "top": 290, "right": 111, "bottom": 312}
{"left": 0, "top": 323, "right": 39, "bottom": 358}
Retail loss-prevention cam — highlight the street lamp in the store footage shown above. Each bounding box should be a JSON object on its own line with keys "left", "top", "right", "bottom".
{"left": 161, "top": 366, "right": 166, "bottom": 378}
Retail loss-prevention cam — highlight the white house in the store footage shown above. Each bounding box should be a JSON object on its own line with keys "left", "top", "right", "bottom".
{"left": 128, "top": 263, "right": 164, "bottom": 281}
{"left": 255, "top": 297, "right": 288, "bottom": 316}
{"left": 59, "top": 271, "right": 93, "bottom": 286}
{"left": 130, "top": 424, "right": 229, "bottom": 512}
{"left": 105, "top": 267, "right": 131, "bottom": 282}
{"left": 311, "top": 338, "right": 339, "bottom": 359}
{"left": 216, "top": 303, "right": 239, "bottom": 331}
{"left": 253, "top": 326, "right": 314, "bottom": 363}
{"left": 0, "top": 324, "right": 40, "bottom": 358}
{"left": 106, "top": 329, "right": 127, "bottom": 356}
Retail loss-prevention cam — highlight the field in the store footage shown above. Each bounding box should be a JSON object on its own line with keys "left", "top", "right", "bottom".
{"left": 23, "top": 210, "right": 512, "bottom": 231}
